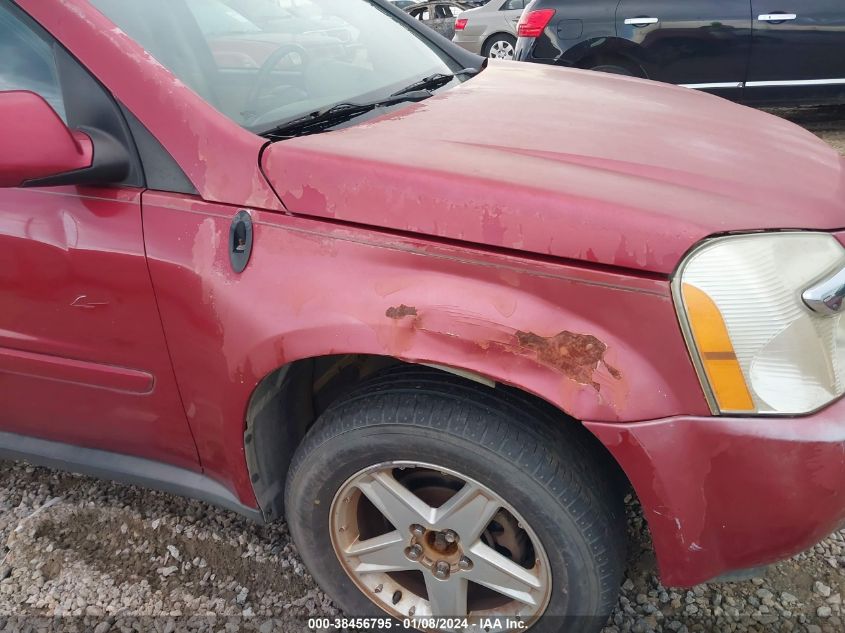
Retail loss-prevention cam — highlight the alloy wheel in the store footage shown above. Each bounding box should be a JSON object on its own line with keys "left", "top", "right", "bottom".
{"left": 488, "top": 40, "right": 515, "bottom": 60}
{"left": 329, "top": 461, "right": 553, "bottom": 631}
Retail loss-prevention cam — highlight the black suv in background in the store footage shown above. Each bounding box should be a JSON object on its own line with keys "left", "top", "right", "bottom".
{"left": 515, "top": 0, "right": 845, "bottom": 106}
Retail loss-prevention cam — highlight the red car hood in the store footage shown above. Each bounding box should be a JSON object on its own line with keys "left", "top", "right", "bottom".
{"left": 261, "top": 61, "right": 845, "bottom": 274}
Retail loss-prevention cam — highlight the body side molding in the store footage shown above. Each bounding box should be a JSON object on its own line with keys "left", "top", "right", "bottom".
{"left": 0, "top": 346, "right": 155, "bottom": 394}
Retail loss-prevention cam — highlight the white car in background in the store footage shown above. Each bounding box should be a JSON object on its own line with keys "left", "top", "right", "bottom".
{"left": 452, "top": 0, "right": 527, "bottom": 60}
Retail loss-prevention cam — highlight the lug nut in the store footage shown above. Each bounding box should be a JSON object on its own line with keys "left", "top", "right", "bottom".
{"left": 443, "top": 529, "right": 459, "bottom": 544}
{"left": 410, "top": 524, "right": 426, "bottom": 537}
{"left": 458, "top": 556, "right": 473, "bottom": 571}
{"left": 434, "top": 560, "right": 451, "bottom": 579}
{"left": 406, "top": 544, "right": 423, "bottom": 561}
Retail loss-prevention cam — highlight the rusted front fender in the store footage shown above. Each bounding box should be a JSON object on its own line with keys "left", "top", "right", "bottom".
{"left": 142, "top": 192, "right": 709, "bottom": 505}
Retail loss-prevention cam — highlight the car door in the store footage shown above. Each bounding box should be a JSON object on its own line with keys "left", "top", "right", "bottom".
{"left": 431, "top": 3, "right": 462, "bottom": 38}
{"left": 501, "top": 0, "right": 527, "bottom": 35}
{"left": 0, "top": 1, "right": 199, "bottom": 470}
{"left": 745, "top": 1, "right": 845, "bottom": 105}
{"left": 431, "top": 3, "right": 452, "bottom": 37}
{"left": 616, "top": 0, "right": 752, "bottom": 100}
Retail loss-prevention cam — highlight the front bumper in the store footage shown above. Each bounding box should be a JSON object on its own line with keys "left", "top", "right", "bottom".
{"left": 586, "top": 398, "right": 845, "bottom": 587}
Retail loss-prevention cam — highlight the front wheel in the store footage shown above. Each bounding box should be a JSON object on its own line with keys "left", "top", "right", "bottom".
{"left": 483, "top": 34, "right": 517, "bottom": 60}
{"left": 285, "top": 368, "right": 626, "bottom": 633}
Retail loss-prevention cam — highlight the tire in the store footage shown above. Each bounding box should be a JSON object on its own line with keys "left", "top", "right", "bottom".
{"left": 483, "top": 34, "right": 517, "bottom": 60}
{"left": 589, "top": 63, "right": 637, "bottom": 77}
{"left": 285, "top": 367, "right": 626, "bottom": 633}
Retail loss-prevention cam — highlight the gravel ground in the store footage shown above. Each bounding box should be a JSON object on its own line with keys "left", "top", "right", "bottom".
{"left": 773, "top": 105, "right": 845, "bottom": 154}
{"left": 1, "top": 109, "right": 844, "bottom": 633}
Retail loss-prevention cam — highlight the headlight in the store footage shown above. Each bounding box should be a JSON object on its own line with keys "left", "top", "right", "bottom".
{"left": 674, "top": 232, "right": 845, "bottom": 415}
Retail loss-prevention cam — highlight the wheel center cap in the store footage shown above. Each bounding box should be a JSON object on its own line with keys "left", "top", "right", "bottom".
{"left": 430, "top": 529, "right": 458, "bottom": 554}
{"left": 406, "top": 525, "right": 466, "bottom": 573}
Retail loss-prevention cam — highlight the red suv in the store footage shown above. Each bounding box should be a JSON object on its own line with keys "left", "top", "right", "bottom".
{"left": 2, "top": 1, "right": 845, "bottom": 631}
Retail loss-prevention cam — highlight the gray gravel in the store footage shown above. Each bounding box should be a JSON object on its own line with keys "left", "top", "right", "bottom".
{"left": 0, "top": 461, "right": 333, "bottom": 632}
{"left": 1, "top": 460, "right": 845, "bottom": 633}
{"left": 0, "top": 111, "right": 843, "bottom": 633}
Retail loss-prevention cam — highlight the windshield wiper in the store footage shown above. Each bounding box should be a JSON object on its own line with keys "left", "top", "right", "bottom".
{"left": 391, "top": 67, "right": 481, "bottom": 97}
{"left": 260, "top": 90, "right": 434, "bottom": 140}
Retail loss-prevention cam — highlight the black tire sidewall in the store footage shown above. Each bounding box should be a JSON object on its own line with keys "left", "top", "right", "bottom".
{"left": 286, "top": 423, "right": 610, "bottom": 633}
{"left": 590, "top": 64, "right": 635, "bottom": 77}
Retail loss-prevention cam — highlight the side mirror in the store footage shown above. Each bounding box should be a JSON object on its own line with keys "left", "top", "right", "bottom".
{"left": 0, "top": 91, "right": 128, "bottom": 188}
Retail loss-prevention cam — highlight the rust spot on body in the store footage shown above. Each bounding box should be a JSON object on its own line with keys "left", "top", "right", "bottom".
{"left": 386, "top": 304, "right": 418, "bottom": 320}
{"left": 516, "top": 330, "right": 621, "bottom": 391}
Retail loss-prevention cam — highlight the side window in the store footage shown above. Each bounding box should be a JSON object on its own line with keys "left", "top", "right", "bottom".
{"left": 0, "top": 2, "right": 66, "bottom": 121}
{"left": 502, "top": 0, "right": 526, "bottom": 10}
{"left": 434, "top": 5, "right": 459, "bottom": 19}
{"left": 412, "top": 7, "right": 431, "bottom": 20}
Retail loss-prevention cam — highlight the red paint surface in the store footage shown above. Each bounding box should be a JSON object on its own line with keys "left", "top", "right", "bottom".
{"left": 263, "top": 61, "right": 845, "bottom": 274}
{"left": 0, "top": 186, "right": 198, "bottom": 468}
{"left": 19, "top": 0, "right": 282, "bottom": 212}
{"left": 0, "top": 347, "right": 154, "bottom": 395}
{"left": 141, "top": 190, "right": 707, "bottom": 501}
{"left": 0, "top": 91, "right": 93, "bottom": 187}
{"left": 5, "top": 0, "right": 845, "bottom": 589}
{"left": 587, "top": 403, "right": 845, "bottom": 586}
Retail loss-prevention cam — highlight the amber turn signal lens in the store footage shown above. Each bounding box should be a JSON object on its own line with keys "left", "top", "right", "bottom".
{"left": 682, "top": 284, "right": 754, "bottom": 412}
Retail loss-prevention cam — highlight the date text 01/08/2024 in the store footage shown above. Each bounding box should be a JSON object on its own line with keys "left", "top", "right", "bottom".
{"left": 307, "top": 617, "right": 529, "bottom": 630}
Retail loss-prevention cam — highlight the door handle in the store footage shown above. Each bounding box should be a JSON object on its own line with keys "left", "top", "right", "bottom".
{"left": 758, "top": 13, "right": 797, "bottom": 22}
{"left": 624, "top": 17, "right": 659, "bottom": 26}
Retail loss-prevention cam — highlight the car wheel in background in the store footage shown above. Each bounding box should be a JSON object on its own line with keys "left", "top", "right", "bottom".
{"left": 591, "top": 64, "right": 634, "bottom": 77}
{"left": 483, "top": 34, "right": 517, "bottom": 60}
{"left": 285, "top": 367, "right": 627, "bottom": 633}
{"left": 587, "top": 58, "right": 642, "bottom": 78}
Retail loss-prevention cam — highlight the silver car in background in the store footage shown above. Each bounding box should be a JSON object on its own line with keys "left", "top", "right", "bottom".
{"left": 452, "top": 0, "right": 527, "bottom": 59}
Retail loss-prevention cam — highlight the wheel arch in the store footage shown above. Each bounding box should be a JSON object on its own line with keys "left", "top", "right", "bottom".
{"left": 218, "top": 261, "right": 704, "bottom": 520}
{"left": 144, "top": 206, "right": 707, "bottom": 529}
{"left": 560, "top": 37, "right": 648, "bottom": 78}
{"left": 244, "top": 352, "right": 632, "bottom": 525}
{"left": 481, "top": 30, "right": 517, "bottom": 54}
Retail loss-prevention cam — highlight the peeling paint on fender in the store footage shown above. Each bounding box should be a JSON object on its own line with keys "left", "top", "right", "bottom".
{"left": 385, "top": 305, "right": 418, "bottom": 320}
{"left": 515, "top": 330, "right": 622, "bottom": 391}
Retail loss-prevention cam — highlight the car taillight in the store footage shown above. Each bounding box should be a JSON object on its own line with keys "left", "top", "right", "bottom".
{"left": 455, "top": 18, "right": 468, "bottom": 31}
{"left": 517, "top": 8, "right": 556, "bottom": 38}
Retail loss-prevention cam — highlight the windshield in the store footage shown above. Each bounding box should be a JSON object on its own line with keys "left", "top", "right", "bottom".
{"left": 91, "top": 0, "right": 456, "bottom": 133}
{"left": 185, "top": 0, "right": 262, "bottom": 36}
